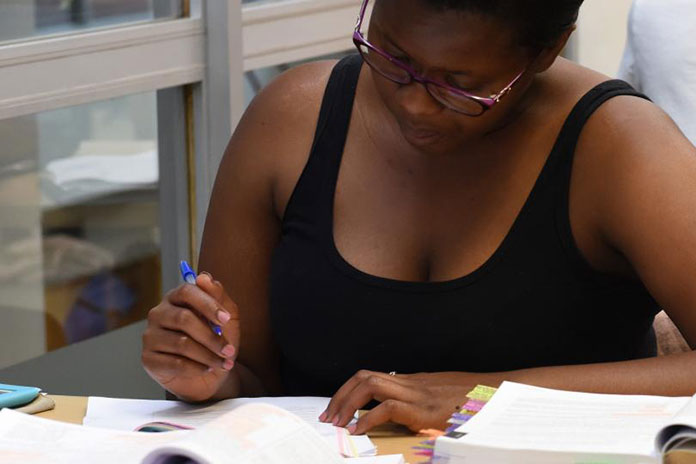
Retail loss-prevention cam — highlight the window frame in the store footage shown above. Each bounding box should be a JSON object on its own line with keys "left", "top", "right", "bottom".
{"left": 0, "top": 0, "right": 363, "bottom": 267}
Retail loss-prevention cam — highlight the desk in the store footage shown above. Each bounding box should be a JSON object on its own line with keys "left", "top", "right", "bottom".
{"left": 37, "top": 395, "right": 425, "bottom": 463}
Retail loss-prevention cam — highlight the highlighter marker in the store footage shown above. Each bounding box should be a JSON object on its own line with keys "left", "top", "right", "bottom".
{"left": 179, "top": 260, "right": 223, "bottom": 336}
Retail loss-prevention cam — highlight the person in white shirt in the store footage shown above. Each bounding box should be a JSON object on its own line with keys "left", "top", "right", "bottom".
{"left": 618, "top": 0, "right": 696, "bottom": 146}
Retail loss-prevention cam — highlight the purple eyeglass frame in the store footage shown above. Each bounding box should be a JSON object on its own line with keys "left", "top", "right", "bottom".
{"left": 352, "top": 0, "right": 527, "bottom": 115}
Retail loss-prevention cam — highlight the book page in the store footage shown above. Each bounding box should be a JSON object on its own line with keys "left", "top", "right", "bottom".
{"left": 0, "top": 408, "right": 183, "bottom": 464}
{"left": 344, "top": 455, "right": 405, "bottom": 464}
{"left": 0, "top": 404, "right": 348, "bottom": 464}
{"left": 85, "top": 396, "right": 332, "bottom": 430}
{"left": 141, "top": 403, "right": 344, "bottom": 464}
{"left": 655, "top": 393, "right": 696, "bottom": 453}
{"left": 455, "top": 382, "right": 689, "bottom": 457}
{"left": 85, "top": 396, "right": 375, "bottom": 457}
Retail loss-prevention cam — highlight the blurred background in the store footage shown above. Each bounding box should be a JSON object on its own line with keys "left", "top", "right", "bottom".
{"left": 0, "top": 0, "right": 635, "bottom": 396}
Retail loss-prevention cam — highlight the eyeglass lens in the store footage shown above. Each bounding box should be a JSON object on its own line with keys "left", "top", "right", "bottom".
{"left": 356, "top": 43, "right": 486, "bottom": 116}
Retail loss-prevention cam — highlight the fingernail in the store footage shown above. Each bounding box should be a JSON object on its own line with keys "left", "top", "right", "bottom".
{"left": 332, "top": 416, "right": 339, "bottom": 426}
{"left": 221, "top": 344, "right": 235, "bottom": 357}
{"left": 346, "top": 424, "right": 357, "bottom": 434}
{"left": 222, "top": 359, "right": 234, "bottom": 370}
{"left": 319, "top": 411, "right": 327, "bottom": 422}
{"left": 201, "top": 271, "right": 213, "bottom": 280}
{"left": 217, "top": 310, "right": 231, "bottom": 324}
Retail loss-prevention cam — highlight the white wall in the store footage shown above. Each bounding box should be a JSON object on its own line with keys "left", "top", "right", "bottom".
{"left": 574, "top": 0, "right": 634, "bottom": 76}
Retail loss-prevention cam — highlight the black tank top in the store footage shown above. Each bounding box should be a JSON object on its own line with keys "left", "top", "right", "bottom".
{"left": 269, "top": 54, "right": 659, "bottom": 397}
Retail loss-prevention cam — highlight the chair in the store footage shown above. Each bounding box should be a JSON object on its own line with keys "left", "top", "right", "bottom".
{"left": 654, "top": 311, "right": 691, "bottom": 356}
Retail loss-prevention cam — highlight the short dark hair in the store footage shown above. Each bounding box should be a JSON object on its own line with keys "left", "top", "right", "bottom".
{"left": 420, "top": 0, "right": 584, "bottom": 50}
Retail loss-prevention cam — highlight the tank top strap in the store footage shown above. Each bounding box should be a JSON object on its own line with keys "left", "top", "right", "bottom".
{"left": 281, "top": 54, "right": 362, "bottom": 227}
{"left": 551, "top": 79, "right": 649, "bottom": 178}
{"left": 549, "top": 79, "right": 650, "bottom": 278}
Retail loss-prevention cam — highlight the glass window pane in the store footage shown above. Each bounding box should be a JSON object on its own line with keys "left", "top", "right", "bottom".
{"left": 0, "top": 92, "right": 162, "bottom": 370}
{"left": 0, "top": 0, "right": 182, "bottom": 43}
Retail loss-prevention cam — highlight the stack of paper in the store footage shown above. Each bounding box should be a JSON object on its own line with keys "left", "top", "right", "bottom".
{"left": 433, "top": 382, "right": 696, "bottom": 464}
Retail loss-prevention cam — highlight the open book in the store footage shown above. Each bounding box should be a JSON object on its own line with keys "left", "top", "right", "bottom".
{"left": 83, "top": 395, "right": 376, "bottom": 458}
{"left": 434, "top": 381, "right": 696, "bottom": 464}
{"left": 0, "top": 403, "right": 403, "bottom": 464}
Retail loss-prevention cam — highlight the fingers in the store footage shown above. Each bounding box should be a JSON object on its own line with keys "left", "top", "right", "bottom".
{"left": 196, "top": 272, "right": 224, "bottom": 303}
{"left": 141, "top": 350, "right": 211, "bottom": 385}
{"left": 335, "top": 376, "right": 416, "bottom": 428}
{"left": 196, "top": 272, "right": 239, "bottom": 318}
{"left": 150, "top": 304, "right": 236, "bottom": 357}
{"left": 321, "top": 370, "right": 372, "bottom": 423}
{"left": 168, "top": 280, "right": 236, "bottom": 329}
{"left": 143, "top": 326, "right": 235, "bottom": 372}
{"left": 347, "top": 400, "right": 416, "bottom": 435}
{"left": 322, "top": 370, "right": 416, "bottom": 428}
{"left": 194, "top": 273, "right": 241, "bottom": 341}
{"left": 142, "top": 274, "right": 241, "bottom": 401}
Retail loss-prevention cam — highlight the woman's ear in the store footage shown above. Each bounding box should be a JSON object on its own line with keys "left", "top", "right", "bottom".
{"left": 530, "top": 25, "right": 576, "bottom": 73}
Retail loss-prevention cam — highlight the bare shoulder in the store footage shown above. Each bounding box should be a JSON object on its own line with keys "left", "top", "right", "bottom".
{"left": 551, "top": 55, "right": 696, "bottom": 194}
{"left": 535, "top": 58, "right": 696, "bottom": 276}
{"left": 218, "top": 59, "right": 338, "bottom": 219}
{"left": 567, "top": 68, "right": 696, "bottom": 340}
{"left": 243, "top": 59, "right": 337, "bottom": 130}
{"left": 576, "top": 87, "right": 696, "bottom": 185}
{"left": 571, "top": 73, "right": 696, "bottom": 254}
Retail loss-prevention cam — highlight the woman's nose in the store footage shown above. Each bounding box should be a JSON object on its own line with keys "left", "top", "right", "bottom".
{"left": 395, "top": 81, "right": 442, "bottom": 118}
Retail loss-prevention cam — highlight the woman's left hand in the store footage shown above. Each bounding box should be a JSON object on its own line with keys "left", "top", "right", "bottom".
{"left": 319, "top": 370, "right": 490, "bottom": 434}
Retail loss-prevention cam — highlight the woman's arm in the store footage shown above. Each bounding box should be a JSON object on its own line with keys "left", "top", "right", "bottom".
{"left": 321, "top": 352, "right": 696, "bottom": 435}
{"left": 196, "top": 60, "right": 336, "bottom": 399}
{"left": 142, "top": 60, "right": 335, "bottom": 401}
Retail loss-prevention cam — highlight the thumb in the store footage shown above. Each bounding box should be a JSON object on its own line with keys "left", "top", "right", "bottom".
{"left": 196, "top": 271, "right": 224, "bottom": 303}
{"left": 196, "top": 272, "right": 240, "bottom": 323}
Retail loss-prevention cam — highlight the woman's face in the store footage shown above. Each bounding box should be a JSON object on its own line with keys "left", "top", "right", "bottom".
{"left": 367, "top": 0, "right": 536, "bottom": 154}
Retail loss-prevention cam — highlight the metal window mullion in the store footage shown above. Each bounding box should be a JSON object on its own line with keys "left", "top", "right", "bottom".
{"left": 188, "top": 0, "right": 244, "bottom": 263}
{"left": 0, "top": 18, "right": 205, "bottom": 121}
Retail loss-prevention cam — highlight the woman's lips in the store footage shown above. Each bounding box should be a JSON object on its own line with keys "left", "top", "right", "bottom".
{"left": 401, "top": 124, "right": 442, "bottom": 144}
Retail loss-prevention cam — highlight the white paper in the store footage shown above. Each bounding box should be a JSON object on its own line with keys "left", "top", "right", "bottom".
{"left": 0, "top": 403, "right": 346, "bottom": 464}
{"left": 655, "top": 393, "right": 696, "bottom": 452}
{"left": 141, "top": 403, "right": 345, "bottom": 464}
{"left": 85, "top": 395, "right": 376, "bottom": 457}
{"left": 0, "top": 408, "right": 180, "bottom": 464}
{"left": 455, "top": 381, "right": 690, "bottom": 457}
{"left": 344, "top": 455, "right": 405, "bottom": 464}
{"left": 45, "top": 151, "right": 158, "bottom": 186}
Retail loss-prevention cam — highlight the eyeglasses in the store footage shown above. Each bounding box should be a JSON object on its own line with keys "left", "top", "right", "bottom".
{"left": 352, "top": 0, "right": 527, "bottom": 116}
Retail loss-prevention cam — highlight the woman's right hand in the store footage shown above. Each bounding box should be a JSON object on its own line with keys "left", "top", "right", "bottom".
{"left": 142, "top": 273, "right": 241, "bottom": 402}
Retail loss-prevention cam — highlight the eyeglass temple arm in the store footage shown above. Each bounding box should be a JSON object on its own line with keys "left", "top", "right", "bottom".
{"left": 491, "top": 70, "right": 525, "bottom": 101}
{"left": 355, "top": 0, "right": 369, "bottom": 30}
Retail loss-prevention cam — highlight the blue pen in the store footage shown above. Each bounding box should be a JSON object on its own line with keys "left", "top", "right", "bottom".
{"left": 179, "top": 260, "right": 223, "bottom": 336}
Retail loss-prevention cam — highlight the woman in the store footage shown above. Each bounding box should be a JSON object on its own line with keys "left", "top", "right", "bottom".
{"left": 142, "top": 0, "right": 696, "bottom": 434}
